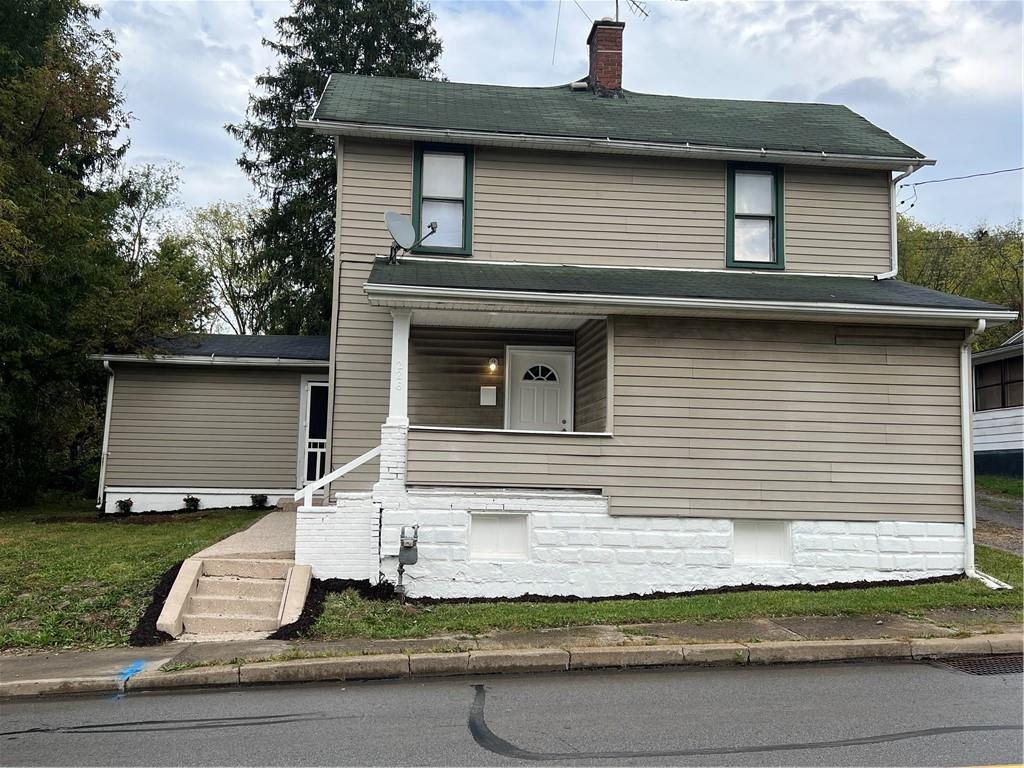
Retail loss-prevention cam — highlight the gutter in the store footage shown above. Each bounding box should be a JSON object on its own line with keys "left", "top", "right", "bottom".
{"left": 875, "top": 165, "right": 923, "bottom": 280}
{"left": 96, "top": 361, "right": 115, "bottom": 510}
{"left": 364, "top": 283, "right": 1018, "bottom": 326}
{"left": 296, "top": 119, "right": 935, "bottom": 172}
{"left": 87, "top": 354, "right": 329, "bottom": 369}
{"left": 959, "top": 320, "right": 1012, "bottom": 590}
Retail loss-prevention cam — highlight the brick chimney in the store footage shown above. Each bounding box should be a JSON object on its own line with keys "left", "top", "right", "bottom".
{"left": 587, "top": 18, "right": 625, "bottom": 96}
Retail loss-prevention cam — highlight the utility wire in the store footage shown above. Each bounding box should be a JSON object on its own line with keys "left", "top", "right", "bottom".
{"left": 572, "top": 0, "right": 592, "bottom": 22}
{"left": 551, "top": 0, "right": 562, "bottom": 66}
{"left": 899, "top": 166, "right": 1024, "bottom": 188}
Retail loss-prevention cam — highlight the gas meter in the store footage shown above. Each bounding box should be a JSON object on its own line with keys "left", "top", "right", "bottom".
{"left": 399, "top": 525, "right": 419, "bottom": 565}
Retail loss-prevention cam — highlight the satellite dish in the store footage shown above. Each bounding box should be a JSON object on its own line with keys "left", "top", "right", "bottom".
{"left": 385, "top": 211, "right": 416, "bottom": 250}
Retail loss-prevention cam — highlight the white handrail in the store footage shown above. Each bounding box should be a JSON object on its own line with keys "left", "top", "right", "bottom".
{"left": 294, "top": 445, "right": 381, "bottom": 507}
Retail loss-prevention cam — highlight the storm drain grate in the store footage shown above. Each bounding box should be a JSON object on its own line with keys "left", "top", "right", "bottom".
{"left": 936, "top": 655, "right": 1022, "bottom": 675}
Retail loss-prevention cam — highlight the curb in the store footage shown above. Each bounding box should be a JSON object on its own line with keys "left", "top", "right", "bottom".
{"left": 3, "top": 633, "right": 1020, "bottom": 699}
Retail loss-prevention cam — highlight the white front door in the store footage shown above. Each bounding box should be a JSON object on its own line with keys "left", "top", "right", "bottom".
{"left": 506, "top": 347, "right": 574, "bottom": 432}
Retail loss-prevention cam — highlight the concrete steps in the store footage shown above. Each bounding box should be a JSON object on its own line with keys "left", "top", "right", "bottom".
{"left": 159, "top": 557, "right": 311, "bottom": 640}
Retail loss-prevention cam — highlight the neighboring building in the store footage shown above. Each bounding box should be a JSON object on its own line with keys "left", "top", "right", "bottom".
{"left": 96, "top": 20, "right": 1016, "bottom": 605}
{"left": 972, "top": 330, "right": 1023, "bottom": 478}
{"left": 93, "top": 335, "right": 329, "bottom": 512}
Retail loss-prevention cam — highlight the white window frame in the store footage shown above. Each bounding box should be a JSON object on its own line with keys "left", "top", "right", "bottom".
{"left": 296, "top": 375, "right": 330, "bottom": 488}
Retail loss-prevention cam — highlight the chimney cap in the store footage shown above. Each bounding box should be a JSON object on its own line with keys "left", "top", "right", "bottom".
{"left": 586, "top": 18, "right": 625, "bottom": 45}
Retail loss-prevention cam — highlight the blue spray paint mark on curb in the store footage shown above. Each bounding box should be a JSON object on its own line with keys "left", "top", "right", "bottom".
{"left": 118, "top": 660, "right": 146, "bottom": 681}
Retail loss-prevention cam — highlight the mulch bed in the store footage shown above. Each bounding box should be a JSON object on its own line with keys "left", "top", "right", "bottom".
{"left": 269, "top": 578, "right": 396, "bottom": 640}
{"left": 128, "top": 561, "right": 182, "bottom": 646}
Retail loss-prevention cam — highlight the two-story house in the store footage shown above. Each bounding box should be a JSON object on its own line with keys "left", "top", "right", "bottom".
{"left": 96, "top": 21, "right": 1015, "bottom": 627}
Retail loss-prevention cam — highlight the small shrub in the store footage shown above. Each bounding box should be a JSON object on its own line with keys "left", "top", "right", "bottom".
{"left": 250, "top": 494, "right": 268, "bottom": 509}
{"left": 182, "top": 495, "right": 200, "bottom": 512}
{"left": 115, "top": 498, "right": 133, "bottom": 514}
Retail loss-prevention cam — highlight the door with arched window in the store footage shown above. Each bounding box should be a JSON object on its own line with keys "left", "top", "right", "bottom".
{"left": 505, "top": 347, "right": 575, "bottom": 432}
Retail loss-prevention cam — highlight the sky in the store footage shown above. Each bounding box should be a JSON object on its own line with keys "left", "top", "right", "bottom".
{"left": 95, "top": 0, "right": 1023, "bottom": 231}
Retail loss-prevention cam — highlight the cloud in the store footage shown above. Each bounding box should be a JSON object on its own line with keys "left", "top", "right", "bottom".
{"left": 92, "top": 0, "right": 1021, "bottom": 228}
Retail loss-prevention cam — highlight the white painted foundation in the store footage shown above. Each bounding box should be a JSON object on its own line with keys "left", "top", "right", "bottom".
{"left": 294, "top": 487, "right": 966, "bottom": 599}
{"left": 102, "top": 487, "right": 303, "bottom": 514}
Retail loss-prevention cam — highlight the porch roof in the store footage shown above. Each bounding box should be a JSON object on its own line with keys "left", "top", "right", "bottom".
{"left": 364, "top": 258, "right": 1016, "bottom": 326}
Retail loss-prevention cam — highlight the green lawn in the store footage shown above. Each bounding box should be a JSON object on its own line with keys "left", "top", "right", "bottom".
{"left": 0, "top": 497, "right": 265, "bottom": 650}
{"left": 306, "top": 545, "right": 1022, "bottom": 641}
{"left": 976, "top": 474, "right": 1024, "bottom": 499}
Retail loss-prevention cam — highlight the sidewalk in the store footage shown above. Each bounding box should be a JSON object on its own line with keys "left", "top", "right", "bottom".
{"left": 2, "top": 610, "right": 1020, "bottom": 698}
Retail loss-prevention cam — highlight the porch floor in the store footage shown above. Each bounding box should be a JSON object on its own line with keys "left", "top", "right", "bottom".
{"left": 194, "top": 509, "right": 295, "bottom": 560}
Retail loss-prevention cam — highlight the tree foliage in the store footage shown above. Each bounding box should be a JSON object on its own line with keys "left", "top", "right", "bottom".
{"left": 182, "top": 200, "right": 271, "bottom": 335}
{"left": 0, "top": 2, "right": 213, "bottom": 503}
{"left": 898, "top": 215, "right": 1023, "bottom": 349}
{"left": 226, "top": 0, "right": 443, "bottom": 334}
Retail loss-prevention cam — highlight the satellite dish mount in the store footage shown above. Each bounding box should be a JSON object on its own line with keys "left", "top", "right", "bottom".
{"left": 384, "top": 211, "right": 437, "bottom": 264}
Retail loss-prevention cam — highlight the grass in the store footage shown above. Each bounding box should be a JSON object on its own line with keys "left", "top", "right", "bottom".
{"left": 0, "top": 496, "right": 265, "bottom": 650}
{"left": 306, "top": 545, "right": 1023, "bottom": 641}
{"left": 976, "top": 474, "right": 1023, "bottom": 499}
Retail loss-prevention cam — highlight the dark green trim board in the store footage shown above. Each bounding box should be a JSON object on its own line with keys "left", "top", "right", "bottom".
{"left": 412, "top": 143, "right": 474, "bottom": 256}
{"left": 726, "top": 163, "right": 785, "bottom": 270}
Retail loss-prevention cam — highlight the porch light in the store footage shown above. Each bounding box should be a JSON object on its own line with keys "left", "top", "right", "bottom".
{"left": 488, "top": 358, "right": 499, "bottom": 373}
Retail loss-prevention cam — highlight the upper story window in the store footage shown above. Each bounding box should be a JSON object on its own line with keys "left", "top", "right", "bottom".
{"left": 975, "top": 356, "right": 1023, "bottom": 411}
{"left": 726, "top": 163, "right": 784, "bottom": 270}
{"left": 413, "top": 143, "right": 474, "bottom": 256}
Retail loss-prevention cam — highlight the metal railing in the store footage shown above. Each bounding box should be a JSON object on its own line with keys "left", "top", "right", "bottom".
{"left": 293, "top": 445, "right": 381, "bottom": 508}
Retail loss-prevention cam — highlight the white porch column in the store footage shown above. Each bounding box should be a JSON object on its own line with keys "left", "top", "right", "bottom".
{"left": 377, "top": 310, "right": 411, "bottom": 492}
{"left": 386, "top": 309, "right": 412, "bottom": 426}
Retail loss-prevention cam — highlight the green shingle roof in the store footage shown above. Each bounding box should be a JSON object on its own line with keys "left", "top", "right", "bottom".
{"left": 313, "top": 74, "right": 925, "bottom": 160}
{"left": 366, "top": 258, "right": 1005, "bottom": 313}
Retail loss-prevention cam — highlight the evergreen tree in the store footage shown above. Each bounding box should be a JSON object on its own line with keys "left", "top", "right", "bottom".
{"left": 227, "top": 0, "right": 443, "bottom": 334}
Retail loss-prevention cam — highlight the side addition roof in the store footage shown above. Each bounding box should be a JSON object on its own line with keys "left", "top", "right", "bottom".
{"left": 365, "top": 259, "right": 1016, "bottom": 327}
{"left": 304, "top": 74, "right": 930, "bottom": 169}
{"left": 93, "top": 334, "right": 331, "bottom": 367}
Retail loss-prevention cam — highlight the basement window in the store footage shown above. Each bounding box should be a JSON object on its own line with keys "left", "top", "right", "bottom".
{"left": 413, "top": 143, "right": 474, "bottom": 255}
{"left": 469, "top": 513, "right": 529, "bottom": 560}
{"left": 733, "top": 520, "right": 791, "bottom": 564}
{"left": 727, "top": 163, "right": 784, "bottom": 270}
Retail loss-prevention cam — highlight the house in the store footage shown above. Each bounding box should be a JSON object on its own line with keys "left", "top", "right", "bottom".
{"left": 96, "top": 20, "right": 1016, "bottom": 614}
{"left": 972, "top": 330, "right": 1023, "bottom": 478}
{"left": 93, "top": 334, "right": 330, "bottom": 512}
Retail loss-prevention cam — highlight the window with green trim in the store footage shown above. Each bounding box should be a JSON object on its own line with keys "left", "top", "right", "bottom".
{"left": 726, "top": 164, "right": 784, "bottom": 269}
{"left": 413, "top": 144, "right": 473, "bottom": 255}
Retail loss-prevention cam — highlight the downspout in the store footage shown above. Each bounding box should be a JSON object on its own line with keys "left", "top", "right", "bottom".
{"left": 875, "top": 165, "right": 921, "bottom": 280}
{"left": 960, "top": 320, "right": 1012, "bottom": 589}
{"left": 95, "top": 361, "right": 115, "bottom": 510}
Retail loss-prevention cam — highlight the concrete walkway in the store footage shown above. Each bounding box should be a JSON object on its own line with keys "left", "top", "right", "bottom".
{"left": 2, "top": 610, "right": 1019, "bottom": 697}
{"left": 193, "top": 509, "right": 295, "bottom": 560}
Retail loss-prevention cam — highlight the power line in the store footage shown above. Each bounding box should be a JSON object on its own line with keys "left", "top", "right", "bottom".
{"left": 551, "top": 0, "right": 562, "bottom": 66}
{"left": 899, "top": 166, "right": 1024, "bottom": 189}
{"left": 572, "top": 0, "right": 592, "bottom": 22}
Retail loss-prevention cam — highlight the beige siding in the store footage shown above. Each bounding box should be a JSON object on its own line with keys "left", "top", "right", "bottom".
{"left": 336, "top": 140, "right": 893, "bottom": 276}
{"left": 784, "top": 167, "right": 892, "bottom": 275}
{"left": 407, "top": 318, "right": 965, "bottom": 523}
{"left": 330, "top": 140, "right": 411, "bottom": 488}
{"left": 574, "top": 319, "right": 607, "bottom": 432}
{"left": 408, "top": 327, "right": 573, "bottom": 428}
{"left": 473, "top": 149, "right": 726, "bottom": 268}
{"left": 105, "top": 365, "right": 320, "bottom": 488}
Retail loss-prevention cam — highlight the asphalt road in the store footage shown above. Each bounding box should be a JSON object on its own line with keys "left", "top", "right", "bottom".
{"left": 2, "top": 660, "right": 1021, "bottom": 766}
